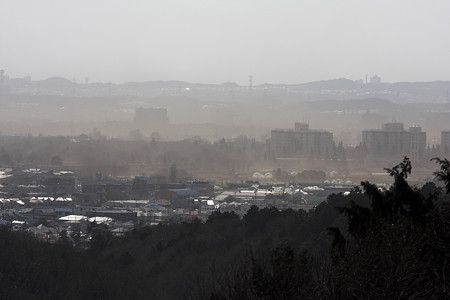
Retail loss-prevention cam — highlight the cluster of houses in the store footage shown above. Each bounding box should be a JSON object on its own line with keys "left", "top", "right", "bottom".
{"left": 0, "top": 167, "right": 354, "bottom": 246}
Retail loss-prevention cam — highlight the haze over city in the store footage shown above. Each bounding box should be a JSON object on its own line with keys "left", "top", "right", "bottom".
{"left": 1, "top": 1, "right": 450, "bottom": 299}
{"left": 2, "top": 0, "right": 450, "bottom": 84}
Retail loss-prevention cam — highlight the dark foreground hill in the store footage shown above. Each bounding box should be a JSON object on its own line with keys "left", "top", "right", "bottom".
{"left": 1, "top": 157, "right": 449, "bottom": 299}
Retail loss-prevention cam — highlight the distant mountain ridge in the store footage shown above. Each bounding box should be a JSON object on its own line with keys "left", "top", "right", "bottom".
{"left": 7, "top": 75, "right": 450, "bottom": 89}
{"left": 3, "top": 74, "right": 449, "bottom": 104}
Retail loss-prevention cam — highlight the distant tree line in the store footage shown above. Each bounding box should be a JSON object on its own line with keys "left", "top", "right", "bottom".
{"left": 0, "top": 133, "right": 373, "bottom": 183}
{"left": 0, "top": 135, "right": 272, "bottom": 180}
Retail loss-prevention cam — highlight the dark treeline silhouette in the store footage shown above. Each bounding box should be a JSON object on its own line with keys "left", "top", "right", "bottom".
{"left": 0, "top": 157, "right": 449, "bottom": 299}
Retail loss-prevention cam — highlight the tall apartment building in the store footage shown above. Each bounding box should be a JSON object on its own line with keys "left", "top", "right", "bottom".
{"left": 441, "top": 131, "right": 450, "bottom": 155}
{"left": 362, "top": 123, "right": 426, "bottom": 166}
{"left": 270, "top": 122, "right": 334, "bottom": 159}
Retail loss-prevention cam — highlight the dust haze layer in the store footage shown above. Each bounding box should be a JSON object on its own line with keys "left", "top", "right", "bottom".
{"left": 1, "top": 75, "right": 450, "bottom": 147}
{"left": 1, "top": 76, "right": 450, "bottom": 186}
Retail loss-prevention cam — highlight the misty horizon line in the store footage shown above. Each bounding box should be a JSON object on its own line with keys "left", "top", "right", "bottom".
{"left": 3, "top": 73, "right": 450, "bottom": 87}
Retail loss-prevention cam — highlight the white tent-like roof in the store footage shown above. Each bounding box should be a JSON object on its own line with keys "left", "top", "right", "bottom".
{"left": 58, "top": 215, "right": 88, "bottom": 223}
{"left": 88, "top": 217, "right": 113, "bottom": 224}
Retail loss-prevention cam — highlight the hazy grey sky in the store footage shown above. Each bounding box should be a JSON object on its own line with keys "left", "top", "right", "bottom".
{"left": 1, "top": 0, "right": 449, "bottom": 85}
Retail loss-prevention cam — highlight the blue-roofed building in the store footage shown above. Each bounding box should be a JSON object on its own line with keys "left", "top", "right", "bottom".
{"left": 168, "top": 189, "right": 202, "bottom": 197}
